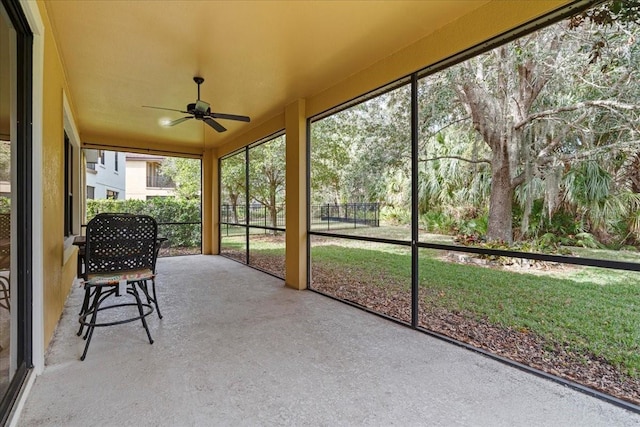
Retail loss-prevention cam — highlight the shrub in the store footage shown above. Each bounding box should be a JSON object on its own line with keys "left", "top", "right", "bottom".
{"left": 380, "top": 206, "right": 410, "bottom": 225}
{"left": 419, "top": 211, "right": 456, "bottom": 234}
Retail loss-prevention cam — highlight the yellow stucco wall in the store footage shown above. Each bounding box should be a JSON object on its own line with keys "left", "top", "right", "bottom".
{"left": 307, "top": 0, "right": 572, "bottom": 117}
{"left": 202, "top": 148, "right": 217, "bottom": 255}
{"left": 39, "top": 0, "right": 78, "bottom": 347}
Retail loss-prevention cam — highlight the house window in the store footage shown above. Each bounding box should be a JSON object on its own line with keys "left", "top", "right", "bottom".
{"left": 86, "top": 161, "right": 96, "bottom": 171}
{"left": 146, "top": 162, "right": 174, "bottom": 188}
{"left": 106, "top": 189, "right": 118, "bottom": 200}
{"left": 98, "top": 150, "right": 105, "bottom": 165}
{"left": 86, "top": 186, "right": 95, "bottom": 200}
{"left": 64, "top": 132, "right": 73, "bottom": 237}
{"left": 114, "top": 152, "right": 119, "bottom": 172}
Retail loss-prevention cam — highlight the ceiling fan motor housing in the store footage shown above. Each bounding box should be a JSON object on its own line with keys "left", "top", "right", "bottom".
{"left": 188, "top": 101, "right": 210, "bottom": 117}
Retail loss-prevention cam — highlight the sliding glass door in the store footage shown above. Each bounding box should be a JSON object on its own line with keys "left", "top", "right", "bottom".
{"left": 0, "top": 0, "right": 33, "bottom": 422}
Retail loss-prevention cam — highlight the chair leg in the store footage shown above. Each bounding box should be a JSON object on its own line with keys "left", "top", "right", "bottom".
{"left": 0, "top": 275, "right": 10, "bottom": 311}
{"left": 77, "top": 285, "right": 92, "bottom": 336}
{"left": 80, "top": 286, "right": 102, "bottom": 361}
{"left": 150, "top": 278, "right": 162, "bottom": 319}
{"left": 130, "top": 285, "right": 154, "bottom": 345}
{"left": 137, "top": 279, "right": 162, "bottom": 319}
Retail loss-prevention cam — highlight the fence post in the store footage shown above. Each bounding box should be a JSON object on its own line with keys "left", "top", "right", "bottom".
{"left": 365, "top": 204, "right": 368, "bottom": 226}
{"left": 354, "top": 203, "right": 357, "bottom": 228}
{"left": 327, "top": 203, "right": 330, "bottom": 231}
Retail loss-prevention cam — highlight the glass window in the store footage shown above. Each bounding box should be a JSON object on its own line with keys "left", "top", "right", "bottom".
{"left": 64, "top": 133, "right": 73, "bottom": 237}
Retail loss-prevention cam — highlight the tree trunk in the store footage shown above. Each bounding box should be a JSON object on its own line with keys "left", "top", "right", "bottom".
{"left": 269, "top": 182, "right": 278, "bottom": 230}
{"left": 486, "top": 146, "right": 514, "bottom": 243}
{"left": 231, "top": 194, "right": 239, "bottom": 224}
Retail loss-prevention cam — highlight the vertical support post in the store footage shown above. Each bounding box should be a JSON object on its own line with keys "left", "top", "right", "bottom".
{"left": 245, "top": 147, "right": 250, "bottom": 264}
{"left": 411, "top": 74, "right": 419, "bottom": 328}
{"left": 202, "top": 148, "right": 218, "bottom": 254}
{"left": 327, "top": 204, "right": 330, "bottom": 231}
{"left": 285, "top": 99, "right": 307, "bottom": 290}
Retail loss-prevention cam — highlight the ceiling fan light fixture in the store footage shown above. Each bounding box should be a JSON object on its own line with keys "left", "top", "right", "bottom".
{"left": 195, "top": 100, "right": 209, "bottom": 113}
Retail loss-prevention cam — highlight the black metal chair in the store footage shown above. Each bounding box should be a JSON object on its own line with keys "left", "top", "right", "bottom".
{"left": 0, "top": 213, "right": 10, "bottom": 311}
{"left": 78, "top": 213, "right": 158, "bottom": 360}
{"left": 135, "top": 236, "right": 166, "bottom": 319}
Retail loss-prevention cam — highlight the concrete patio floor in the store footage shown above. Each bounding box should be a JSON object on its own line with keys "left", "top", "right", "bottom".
{"left": 17, "top": 255, "right": 640, "bottom": 426}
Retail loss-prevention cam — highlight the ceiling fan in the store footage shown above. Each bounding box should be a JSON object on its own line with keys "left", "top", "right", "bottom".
{"left": 143, "top": 76, "right": 250, "bottom": 133}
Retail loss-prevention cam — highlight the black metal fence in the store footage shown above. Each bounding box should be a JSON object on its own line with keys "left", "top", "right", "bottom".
{"left": 310, "top": 203, "right": 380, "bottom": 231}
{"left": 221, "top": 202, "right": 380, "bottom": 231}
{"left": 221, "top": 204, "right": 286, "bottom": 228}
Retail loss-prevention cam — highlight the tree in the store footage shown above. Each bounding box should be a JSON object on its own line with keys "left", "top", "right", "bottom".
{"left": 159, "top": 157, "right": 201, "bottom": 199}
{"left": 310, "top": 86, "right": 411, "bottom": 207}
{"left": 308, "top": 1, "right": 640, "bottom": 244}
{"left": 248, "top": 136, "right": 286, "bottom": 228}
{"left": 220, "top": 153, "right": 245, "bottom": 223}
{"left": 420, "top": 1, "right": 640, "bottom": 243}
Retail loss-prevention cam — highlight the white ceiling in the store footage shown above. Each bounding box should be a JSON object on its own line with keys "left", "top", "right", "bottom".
{"left": 44, "top": 1, "right": 490, "bottom": 153}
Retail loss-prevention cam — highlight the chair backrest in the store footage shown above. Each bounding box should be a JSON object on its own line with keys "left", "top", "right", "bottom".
{"left": 0, "top": 213, "right": 10, "bottom": 270}
{"left": 0, "top": 213, "right": 9, "bottom": 240}
{"left": 85, "top": 213, "right": 158, "bottom": 276}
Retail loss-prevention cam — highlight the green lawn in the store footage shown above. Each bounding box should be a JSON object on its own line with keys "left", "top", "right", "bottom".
{"left": 311, "top": 243, "right": 640, "bottom": 377}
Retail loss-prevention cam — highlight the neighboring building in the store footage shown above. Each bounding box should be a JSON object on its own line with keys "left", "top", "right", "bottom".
{"left": 85, "top": 149, "right": 126, "bottom": 200}
{"left": 125, "top": 153, "right": 176, "bottom": 200}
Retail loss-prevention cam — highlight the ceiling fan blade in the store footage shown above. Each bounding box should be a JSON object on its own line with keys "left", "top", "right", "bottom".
{"left": 211, "top": 112, "right": 251, "bottom": 122}
{"left": 143, "top": 105, "right": 189, "bottom": 114}
{"left": 204, "top": 117, "right": 227, "bottom": 132}
{"left": 166, "top": 116, "right": 193, "bottom": 126}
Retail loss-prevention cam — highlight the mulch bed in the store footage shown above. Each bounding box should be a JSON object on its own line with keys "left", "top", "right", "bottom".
{"left": 158, "top": 247, "right": 201, "bottom": 257}
{"left": 312, "top": 264, "right": 640, "bottom": 406}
